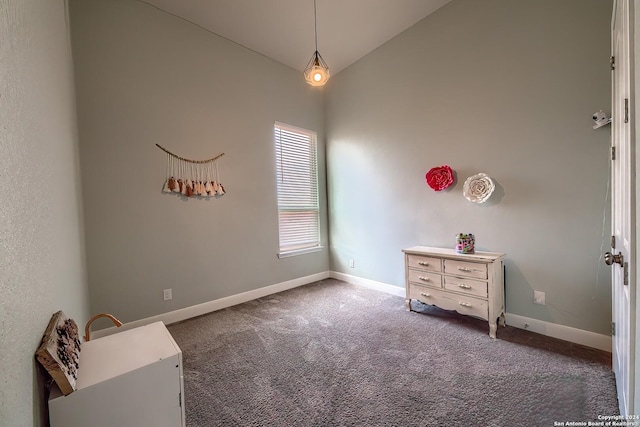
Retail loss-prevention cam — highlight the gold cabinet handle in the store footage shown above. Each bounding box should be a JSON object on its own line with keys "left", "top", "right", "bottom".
{"left": 457, "top": 284, "right": 472, "bottom": 289}
{"left": 419, "top": 276, "right": 430, "bottom": 282}
{"left": 418, "top": 261, "right": 429, "bottom": 266}
{"left": 459, "top": 302, "right": 472, "bottom": 307}
{"left": 457, "top": 267, "right": 471, "bottom": 272}
{"left": 420, "top": 292, "right": 431, "bottom": 297}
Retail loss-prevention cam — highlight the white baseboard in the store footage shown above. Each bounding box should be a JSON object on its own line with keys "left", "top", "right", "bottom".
{"left": 330, "top": 271, "right": 405, "bottom": 297}
{"left": 331, "top": 271, "right": 612, "bottom": 352}
{"left": 504, "top": 313, "right": 611, "bottom": 352}
{"left": 91, "top": 270, "right": 612, "bottom": 353}
{"left": 90, "top": 271, "right": 331, "bottom": 340}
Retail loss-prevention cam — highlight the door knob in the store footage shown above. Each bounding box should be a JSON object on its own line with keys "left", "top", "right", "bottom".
{"left": 604, "top": 251, "right": 624, "bottom": 267}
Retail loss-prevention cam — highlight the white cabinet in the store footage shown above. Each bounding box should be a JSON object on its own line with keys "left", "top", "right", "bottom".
{"left": 403, "top": 246, "right": 506, "bottom": 338}
{"left": 49, "top": 321, "right": 185, "bottom": 427}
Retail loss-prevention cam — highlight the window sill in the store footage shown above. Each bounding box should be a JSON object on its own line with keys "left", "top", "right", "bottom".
{"left": 277, "top": 246, "right": 324, "bottom": 259}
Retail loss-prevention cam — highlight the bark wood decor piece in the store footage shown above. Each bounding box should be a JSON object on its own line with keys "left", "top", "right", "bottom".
{"left": 35, "top": 311, "right": 81, "bottom": 395}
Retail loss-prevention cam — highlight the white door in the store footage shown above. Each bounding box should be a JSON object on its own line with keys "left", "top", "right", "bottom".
{"left": 609, "top": 0, "right": 635, "bottom": 416}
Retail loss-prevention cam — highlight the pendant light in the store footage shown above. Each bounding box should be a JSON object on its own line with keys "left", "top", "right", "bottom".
{"left": 304, "top": 0, "right": 330, "bottom": 86}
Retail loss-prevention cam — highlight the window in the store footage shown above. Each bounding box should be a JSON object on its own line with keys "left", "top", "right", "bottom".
{"left": 274, "top": 122, "right": 321, "bottom": 257}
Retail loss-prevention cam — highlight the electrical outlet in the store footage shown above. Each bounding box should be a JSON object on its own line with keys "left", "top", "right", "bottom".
{"left": 163, "top": 289, "right": 172, "bottom": 301}
{"left": 533, "top": 290, "right": 545, "bottom": 305}
{"left": 349, "top": 259, "right": 355, "bottom": 268}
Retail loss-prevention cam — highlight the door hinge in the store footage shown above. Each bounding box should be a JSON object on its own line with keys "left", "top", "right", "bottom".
{"left": 624, "top": 261, "right": 629, "bottom": 286}
{"left": 625, "top": 98, "right": 629, "bottom": 123}
{"left": 179, "top": 392, "right": 182, "bottom": 407}
{"left": 612, "top": 322, "right": 616, "bottom": 336}
{"left": 612, "top": 146, "right": 616, "bottom": 160}
{"left": 611, "top": 235, "right": 616, "bottom": 249}
{"left": 611, "top": 56, "right": 616, "bottom": 70}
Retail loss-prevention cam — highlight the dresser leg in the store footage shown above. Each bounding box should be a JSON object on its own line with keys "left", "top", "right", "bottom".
{"left": 405, "top": 299, "right": 411, "bottom": 311}
{"left": 489, "top": 323, "right": 497, "bottom": 338}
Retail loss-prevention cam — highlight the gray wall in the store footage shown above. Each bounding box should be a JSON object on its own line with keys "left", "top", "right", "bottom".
{"left": 0, "top": 1, "right": 90, "bottom": 426}
{"left": 69, "top": 0, "right": 329, "bottom": 323}
{"left": 326, "top": 0, "right": 613, "bottom": 335}
{"left": 69, "top": 0, "right": 612, "bottom": 336}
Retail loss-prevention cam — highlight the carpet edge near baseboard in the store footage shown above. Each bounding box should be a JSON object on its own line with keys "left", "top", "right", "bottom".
{"left": 331, "top": 271, "right": 612, "bottom": 353}
{"left": 90, "top": 269, "right": 612, "bottom": 352}
{"left": 89, "top": 271, "right": 331, "bottom": 339}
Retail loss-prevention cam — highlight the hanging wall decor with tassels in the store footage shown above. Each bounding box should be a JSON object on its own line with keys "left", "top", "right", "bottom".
{"left": 156, "top": 144, "right": 226, "bottom": 198}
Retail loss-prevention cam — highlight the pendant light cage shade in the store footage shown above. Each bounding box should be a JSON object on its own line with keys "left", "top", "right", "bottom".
{"left": 304, "top": 0, "right": 330, "bottom": 86}
{"left": 304, "top": 51, "right": 330, "bottom": 86}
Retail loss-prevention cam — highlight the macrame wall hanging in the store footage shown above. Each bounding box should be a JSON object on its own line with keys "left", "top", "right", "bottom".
{"left": 156, "top": 144, "right": 226, "bottom": 198}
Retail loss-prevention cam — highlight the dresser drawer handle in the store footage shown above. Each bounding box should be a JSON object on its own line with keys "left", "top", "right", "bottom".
{"left": 457, "top": 267, "right": 472, "bottom": 272}
{"left": 420, "top": 292, "right": 431, "bottom": 298}
{"left": 457, "top": 284, "right": 472, "bottom": 289}
{"left": 418, "top": 276, "right": 430, "bottom": 282}
{"left": 459, "top": 302, "right": 472, "bottom": 307}
{"left": 418, "top": 261, "right": 429, "bottom": 266}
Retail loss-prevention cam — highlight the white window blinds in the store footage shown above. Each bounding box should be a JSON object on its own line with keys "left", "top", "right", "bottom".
{"left": 274, "top": 122, "right": 320, "bottom": 256}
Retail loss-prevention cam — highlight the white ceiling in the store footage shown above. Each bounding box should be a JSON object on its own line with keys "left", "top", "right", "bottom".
{"left": 139, "top": 0, "right": 453, "bottom": 75}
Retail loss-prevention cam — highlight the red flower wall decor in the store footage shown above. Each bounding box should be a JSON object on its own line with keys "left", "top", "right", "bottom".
{"left": 426, "top": 165, "right": 454, "bottom": 191}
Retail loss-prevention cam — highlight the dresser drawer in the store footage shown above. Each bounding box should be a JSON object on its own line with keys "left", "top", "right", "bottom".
{"left": 409, "top": 283, "right": 440, "bottom": 303}
{"left": 407, "top": 255, "right": 442, "bottom": 272}
{"left": 444, "top": 276, "right": 488, "bottom": 298}
{"left": 444, "top": 259, "right": 487, "bottom": 279}
{"left": 408, "top": 284, "right": 488, "bottom": 321}
{"left": 408, "top": 270, "right": 442, "bottom": 288}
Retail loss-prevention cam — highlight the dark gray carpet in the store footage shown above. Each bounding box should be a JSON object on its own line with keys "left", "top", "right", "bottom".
{"left": 168, "top": 279, "right": 618, "bottom": 426}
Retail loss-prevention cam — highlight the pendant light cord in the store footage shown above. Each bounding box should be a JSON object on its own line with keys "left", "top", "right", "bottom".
{"left": 314, "top": 0, "right": 318, "bottom": 51}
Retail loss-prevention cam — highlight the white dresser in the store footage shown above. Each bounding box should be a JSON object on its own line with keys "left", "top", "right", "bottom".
{"left": 403, "top": 246, "right": 506, "bottom": 338}
{"left": 48, "top": 321, "right": 185, "bottom": 427}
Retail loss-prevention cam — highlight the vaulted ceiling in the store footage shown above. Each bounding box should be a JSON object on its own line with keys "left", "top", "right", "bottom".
{"left": 139, "top": 0, "right": 453, "bottom": 75}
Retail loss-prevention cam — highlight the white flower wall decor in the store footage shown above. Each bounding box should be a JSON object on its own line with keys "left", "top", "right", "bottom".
{"left": 463, "top": 173, "right": 495, "bottom": 204}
